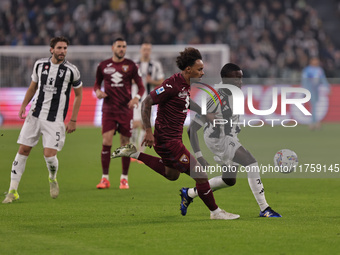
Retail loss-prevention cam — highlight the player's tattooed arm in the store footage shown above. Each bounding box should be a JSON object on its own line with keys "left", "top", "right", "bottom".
{"left": 141, "top": 95, "right": 155, "bottom": 147}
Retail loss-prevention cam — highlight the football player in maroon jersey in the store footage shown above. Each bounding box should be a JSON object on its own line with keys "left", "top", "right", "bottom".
{"left": 94, "top": 38, "right": 145, "bottom": 190}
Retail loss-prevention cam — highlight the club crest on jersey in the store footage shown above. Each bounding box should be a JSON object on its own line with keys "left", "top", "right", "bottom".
{"left": 179, "top": 154, "right": 189, "bottom": 164}
{"left": 59, "top": 69, "right": 65, "bottom": 77}
{"left": 156, "top": 86, "right": 165, "bottom": 95}
{"left": 104, "top": 67, "right": 116, "bottom": 74}
{"left": 122, "top": 65, "right": 129, "bottom": 72}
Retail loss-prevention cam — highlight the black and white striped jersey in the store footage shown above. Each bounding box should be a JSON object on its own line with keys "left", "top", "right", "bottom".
{"left": 193, "top": 88, "right": 241, "bottom": 139}
{"left": 29, "top": 57, "right": 82, "bottom": 122}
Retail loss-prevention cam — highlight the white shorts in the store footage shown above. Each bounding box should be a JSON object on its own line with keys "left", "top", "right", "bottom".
{"left": 204, "top": 134, "right": 242, "bottom": 164}
{"left": 17, "top": 114, "right": 66, "bottom": 151}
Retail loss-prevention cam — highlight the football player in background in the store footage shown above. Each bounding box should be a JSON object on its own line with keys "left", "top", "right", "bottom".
{"left": 111, "top": 48, "right": 240, "bottom": 220}
{"left": 180, "top": 63, "right": 281, "bottom": 218}
{"left": 131, "top": 43, "right": 164, "bottom": 155}
{"left": 301, "top": 57, "right": 330, "bottom": 130}
{"left": 3, "top": 36, "right": 83, "bottom": 203}
{"left": 94, "top": 38, "right": 145, "bottom": 190}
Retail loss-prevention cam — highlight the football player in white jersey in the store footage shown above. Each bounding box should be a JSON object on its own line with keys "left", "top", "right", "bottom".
{"left": 3, "top": 36, "right": 83, "bottom": 203}
{"left": 180, "top": 63, "right": 281, "bottom": 218}
{"left": 131, "top": 43, "right": 164, "bottom": 154}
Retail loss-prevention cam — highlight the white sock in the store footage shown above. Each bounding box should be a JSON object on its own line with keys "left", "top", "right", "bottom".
{"left": 188, "top": 176, "right": 230, "bottom": 199}
{"left": 9, "top": 153, "right": 28, "bottom": 191}
{"left": 130, "top": 151, "right": 140, "bottom": 159}
{"left": 44, "top": 155, "right": 59, "bottom": 180}
{"left": 247, "top": 162, "right": 269, "bottom": 211}
{"left": 131, "top": 128, "right": 146, "bottom": 152}
{"left": 120, "top": 174, "right": 128, "bottom": 181}
{"left": 137, "top": 129, "right": 146, "bottom": 152}
{"left": 102, "top": 174, "right": 109, "bottom": 180}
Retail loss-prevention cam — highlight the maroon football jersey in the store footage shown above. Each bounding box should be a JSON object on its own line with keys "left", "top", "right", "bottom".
{"left": 94, "top": 58, "right": 144, "bottom": 114}
{"left": 150, "top": 73, "right": 190, "bottom": 143}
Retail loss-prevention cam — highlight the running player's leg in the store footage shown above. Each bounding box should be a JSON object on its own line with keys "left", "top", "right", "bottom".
{"left": 186, "top": 162, "right": 238, "bottom": 199}
{"left": 233, "top": 146, "right": 270, "bottom": 211}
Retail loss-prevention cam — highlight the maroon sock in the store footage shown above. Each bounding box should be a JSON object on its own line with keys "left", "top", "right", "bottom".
{"left": 122, "top": 157, "right": 130, "bottom": 175}
{"left": 196, "top": 181, "right": 218, "bottom": 211}
{"left": 101, "top": 145, "right": 111, "bottom": 175}
{"left": 138, "top": 153, "right": 166, "bottom": 177}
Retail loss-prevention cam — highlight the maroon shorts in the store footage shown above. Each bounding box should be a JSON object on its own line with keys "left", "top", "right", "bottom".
{"left": 102, "top": 112, "right": 133, "bottom": 137}
{"left": 154, "top": 140, "right": 197, "bottom": 173}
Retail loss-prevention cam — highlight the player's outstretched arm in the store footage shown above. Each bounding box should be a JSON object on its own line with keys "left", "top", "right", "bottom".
{"left": 141, "top": 95, "right": 154, "bottom": 148}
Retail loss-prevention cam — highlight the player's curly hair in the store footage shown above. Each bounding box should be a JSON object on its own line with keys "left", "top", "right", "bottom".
{"left": 50, "top": 36, "right": 70, "bottom": 48}
{"left": 176, "top": 47, "right": 202, "bottom": 70}
{"left": 220, "top": 63, "right": 241, "bottom": 78}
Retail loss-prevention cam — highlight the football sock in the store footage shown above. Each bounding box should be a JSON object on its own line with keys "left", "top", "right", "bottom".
{"left": 122, "top": 157, "right": 130, "bottom": 175}
{"left": 130, "top": 151, "right": 140, "bottom": 159}
{"left": 44, "top": 155, "right": 59, "bottom": 180}
{"left": 137, "top": 129, "right": 146, "bottom": 152}
{"left": 120, "top": 174, "right": 128, "bottom": 180}
{"left": 188, "top": 175, "right": 230, "bottom": 198}
{"left": 138, "top": 153, "right": 166, "bottom": 176}
{"left": 101, "top": 145, "right": 111, "bottom": 175}
{"left": 102, "top": 174, "right": 109, "bottom": 180}
{"left": 196, "top": 181, "right": 218, "bottom": 211}
{"left": 9, "top": 153, "right": 28, "bottom": 191}
{"left": 131, "top": 128, "right": 146, "bottom": 152}
{"left": 247, "top": 162, "right": 269, "bottom": 211}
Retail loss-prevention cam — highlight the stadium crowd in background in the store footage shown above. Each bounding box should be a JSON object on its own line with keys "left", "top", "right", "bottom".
{"left": 0, "top": 0, "right": 339, "bottom": 80}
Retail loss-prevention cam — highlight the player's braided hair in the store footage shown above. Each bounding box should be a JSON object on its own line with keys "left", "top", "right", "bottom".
{"left": 50, "top": 36, "right": 70, "bottom": 48}
{"left": 176, "top": 47, "right": 202, "bottom": 70}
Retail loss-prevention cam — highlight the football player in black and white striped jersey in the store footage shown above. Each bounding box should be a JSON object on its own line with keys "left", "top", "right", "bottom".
{"left": 2, "top": 36, "right": 83, "bottom": 204}
{"left": 180, "top": 63, "right": 281, "bottom": 218}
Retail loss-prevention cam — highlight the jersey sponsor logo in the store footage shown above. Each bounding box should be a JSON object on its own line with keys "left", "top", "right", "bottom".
{"left": 111, "top": 72, "right": 123, "bottom": 85}
{"left": 104, "top": 67, "right": 116, "bottom": 74}
{"left": 156, "top": 86, "right": 165, "bottom": 95}
{"left": 43, "top": 85, "right": 58, "bottom": 94}
{"left": 179, "top": 154, "right": 189, "bottom": 164}
{"left": 178, "top": 91, "right": 188, "bottom": 98}
{"left": 122, "top": 65, "right": 129, "bottom": 72}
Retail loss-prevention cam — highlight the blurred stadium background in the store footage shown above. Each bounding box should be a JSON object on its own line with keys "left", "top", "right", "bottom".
{"left": 0, "top": 0, "right": 339, "bottom": 126}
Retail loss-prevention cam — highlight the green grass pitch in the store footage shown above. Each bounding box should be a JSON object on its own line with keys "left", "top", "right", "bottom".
{"left": 0, "top": 124, "right": 339, "bottom": 255}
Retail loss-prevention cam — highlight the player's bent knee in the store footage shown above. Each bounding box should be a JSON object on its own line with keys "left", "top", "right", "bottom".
{"left": 222, "top": 178, "right": 236, "bottom": 186}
